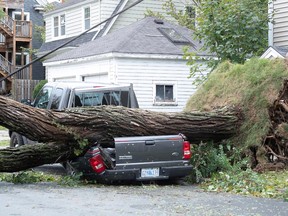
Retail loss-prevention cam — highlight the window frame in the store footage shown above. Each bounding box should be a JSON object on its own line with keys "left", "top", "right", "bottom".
{"left": 60, "top": 14, "right": 66, "bottom": 36}
{"left": 185, "top": 5, "right": 197, "bottom": 28}
{"left": 153, "top": 81, "right": 178, "bottom": 106}
{"left": 53, "top": 14, "right": 65, "bottom": 38}
{"left": 84, "top": 6, "right": 91, "bottom": 30}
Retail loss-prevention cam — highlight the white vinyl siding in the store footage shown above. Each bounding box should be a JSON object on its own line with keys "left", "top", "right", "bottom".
{"left": 44, "top": 0, "right": 189, "bottom": 42}
{"left": 44, "top": 1, "right": 116, "bottom": 42}
{"left": 45, "top": 58, "right": 117, "bottom": 83}
{"left": 273, "top": 0, "right": 288, "bottom": 46}
{"left": 44, "top": 55, "right": 202, "bottom": 112}
{"left": 116, "top": 58, "right": 197, "bottom": 112}
{"left": 108, "top": 0, "right": 186, "bottom": 33}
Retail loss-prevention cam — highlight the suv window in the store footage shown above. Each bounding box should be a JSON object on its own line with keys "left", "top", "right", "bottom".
{"left": 33, "top": 86, "right": 53, "bottom": 109}
{"left": 73, "top": 90, "right": 130, "bottom": 107}
{"left": 51, "top": 88, "right": 63, "bottom": 110}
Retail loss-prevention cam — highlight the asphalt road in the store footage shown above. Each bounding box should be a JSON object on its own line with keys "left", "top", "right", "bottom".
{"left": 1, "top": 173, "right": 288, "bottom": 216}
{"left": 1, "top": 130, "right": 287, "bottom": 216}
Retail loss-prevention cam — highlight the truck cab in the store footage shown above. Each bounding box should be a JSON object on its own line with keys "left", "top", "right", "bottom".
{"left": 9, "top": 82, "right": 139, "bottom": 147}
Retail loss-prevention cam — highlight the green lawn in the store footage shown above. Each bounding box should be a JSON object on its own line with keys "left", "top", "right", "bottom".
{"left": 0, "top": 140, "right": 9, "bottom": 147}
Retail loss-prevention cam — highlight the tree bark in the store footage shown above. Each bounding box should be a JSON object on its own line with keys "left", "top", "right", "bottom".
{"left": 0, "top": 96, "right": 240, "bottom": 172}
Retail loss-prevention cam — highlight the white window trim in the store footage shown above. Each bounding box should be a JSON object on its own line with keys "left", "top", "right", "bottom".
{"left": 153, "top": 81, "right": 178, "bottom": 106}
{"left": 15, "top": 52, "right": 30, "bottom": 65}
{"left": 83, "top": 6, "right": 91, "bottom": 31}
{"left": 12, "top": 11, "right": 30, "bottom": 21}
{"left": 53, "top": 13, "right": 66, "bottom": 39}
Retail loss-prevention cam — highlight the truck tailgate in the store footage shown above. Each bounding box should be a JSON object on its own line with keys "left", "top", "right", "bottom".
{"left": 114, "top": 135, "right": 184, "bottom": 168}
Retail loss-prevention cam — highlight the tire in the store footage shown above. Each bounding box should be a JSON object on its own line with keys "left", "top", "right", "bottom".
{"left": 62, "top": 161, "right": 77, "bottom": 176}
{"left": 10, "top": 132, "right": 24, "bottom": 147}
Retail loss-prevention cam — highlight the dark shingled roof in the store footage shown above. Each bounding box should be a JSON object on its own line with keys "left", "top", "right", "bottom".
{"left": 52, "top": 0, "right": 81, "bottom": 10}
{"left": 45, "top": 17, "right": 212, "bottom": 63}
{"left": 271, "top": 46, "right": 288, "bottom": 57}
{"left": 38, "top": 31, "right": 96, "bottom": 55}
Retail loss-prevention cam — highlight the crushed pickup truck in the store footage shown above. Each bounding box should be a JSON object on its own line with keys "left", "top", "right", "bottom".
{"left": 68, "top": 134, "right": 192, "bottom": 182}
{"left": 10, "top": 81, "right": 192, "bottom": 182}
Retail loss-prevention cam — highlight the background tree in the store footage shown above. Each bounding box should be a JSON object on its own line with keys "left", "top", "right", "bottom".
{"left": 158, "top": 0, "right": 270, "bottom": 83}
{"left": 163, "top": 0, "right": 269, "bottom": 63}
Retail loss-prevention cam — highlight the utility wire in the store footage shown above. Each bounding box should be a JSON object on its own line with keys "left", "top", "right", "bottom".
{"left": 0, "top": 0, "right": 144, "bottom": 82}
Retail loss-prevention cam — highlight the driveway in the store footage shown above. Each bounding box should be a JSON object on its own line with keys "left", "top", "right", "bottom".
{"left": 1, "top": 179, "right": 287, "bottom": 216}
{"left": 0, "top": 130, "right": 287, "bottom": 216}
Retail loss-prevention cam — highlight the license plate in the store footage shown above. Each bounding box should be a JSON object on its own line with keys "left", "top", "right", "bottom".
{"left": 141, "top": 168, "right": 159, "bottom": 178}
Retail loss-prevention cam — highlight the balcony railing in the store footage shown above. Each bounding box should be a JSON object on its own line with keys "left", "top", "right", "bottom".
{"left": 15, "top": 20, "right": 31, "bottom": 38}
{"left": 0, "top": 54, "right": 13, "bottom": 74}
{"left": 0, "top": 15, "right": 32, "bottom": 38}
{"left": 0, "top": 15, "right": 13, "bottom": 32}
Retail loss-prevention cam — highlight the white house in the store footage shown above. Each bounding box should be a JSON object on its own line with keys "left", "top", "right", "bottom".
{"left": 39, "top": 0, "right": 211, "bottom": 112}
{"left": 43, "top": 17, "right": 212, "bottom": 112}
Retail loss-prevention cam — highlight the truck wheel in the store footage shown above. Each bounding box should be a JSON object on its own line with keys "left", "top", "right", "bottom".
{"left": 10, "top": 133, "right": 24, "bottom": 147}
{"left": 62, "top": 161, "right": 76, "bottom": 176}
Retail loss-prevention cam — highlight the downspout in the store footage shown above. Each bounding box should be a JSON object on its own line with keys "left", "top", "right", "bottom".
{"left": 268, "top": 0, "right": 274, "bottom": 47}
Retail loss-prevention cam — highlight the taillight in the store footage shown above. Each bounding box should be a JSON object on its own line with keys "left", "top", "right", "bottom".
{"left": 89, "top": 154, "right": 106, "bottom": 174}
{"left": 183, "top": 141, "right": 191, "bottom": 160}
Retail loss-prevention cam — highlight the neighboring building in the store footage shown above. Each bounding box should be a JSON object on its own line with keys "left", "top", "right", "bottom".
{"left": 43, "top": 17, "right": 212, "bottom": 112}
{"left": 262, "top": 0, "right": 288, "bottom": 58}
{"left": 0, "top": 0, "right": 46, "bottom": 93}
{"left": 38, "top": 0, "right": 191, "bottom": 57}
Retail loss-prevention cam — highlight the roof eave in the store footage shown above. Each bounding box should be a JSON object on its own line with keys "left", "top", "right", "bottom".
{"left": 44, "top": 0, "right": 95, "bottom": 17}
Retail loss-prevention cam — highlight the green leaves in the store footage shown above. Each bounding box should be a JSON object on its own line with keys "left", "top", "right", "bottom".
{"left": 202, "top": 170, "right": 288, "bottom": 200}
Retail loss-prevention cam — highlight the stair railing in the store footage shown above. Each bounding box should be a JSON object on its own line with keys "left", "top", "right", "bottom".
{"left": 0, "top": 54, "right": 13, "bottom": 74}
{"left": 0, "top": 15, "right": 13, "bottom": 33}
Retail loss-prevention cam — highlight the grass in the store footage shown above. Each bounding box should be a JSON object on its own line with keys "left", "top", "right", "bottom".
{"left": 0, "top": 140, "right": 9, "bottom": 147}
{"left": 185, "top": 58, "right": 288, "bottom": 149}
{"left": 0, "top": 126, "right": 7, "bottom": 130}
{"left": 0, "top": 126, "right": 9, "bottom": 147}
{"left": 0, "top": 170, "right": 83, "bottom": 187}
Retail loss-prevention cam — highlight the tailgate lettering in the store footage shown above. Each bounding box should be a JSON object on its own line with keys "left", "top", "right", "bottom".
{"left": 119, "top": 155, "right": 133, "bottom": 160}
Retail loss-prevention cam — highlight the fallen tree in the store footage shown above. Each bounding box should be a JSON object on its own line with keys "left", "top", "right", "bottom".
{"left": 0, "top": 95, "right": 240, "bottom": 172}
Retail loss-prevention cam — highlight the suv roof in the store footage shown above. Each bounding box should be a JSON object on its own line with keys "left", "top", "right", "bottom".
{"left": 45, "top": 81, "right": 131, "bottom": 90}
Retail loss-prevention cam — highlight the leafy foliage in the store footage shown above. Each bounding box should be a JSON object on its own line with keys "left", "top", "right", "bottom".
{"left": 34, "top": 25, "right": 46, "bottom": 42}
{"left": 0, "top": 171, "right": 56, "bottom": 184}
{"left": 202, "top": 170, "right": 288, "bottom": 201}
{"left": 188, "top": 141, "right": 246, "bottom": 183}
{"left": 163, "top": 0, "right": 269, "bottom": 64}
{"left": 158, "top": 0, "right": 270, "bottom": 83}
{"left": 0, "top": 170, "right": 83, "bottom": 186}
{"left": 33, "top": 80, "right": 48, "bottom": 99}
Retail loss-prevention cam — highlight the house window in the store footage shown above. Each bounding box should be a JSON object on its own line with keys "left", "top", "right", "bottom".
{"left": 60, "top": 14, "right": 66, "bottom": 35}
{"left": 186, "top": 6, "right": 196, "bottom": 27}
{"left": 154, "top": 84, "right": 176, "bottom": 104}
{"left": 53, "top": 16, "right": 59, "bottom": 37}
{"left": 84, "top": 7, "right": 90, "bottom": 30}
{"left": 158, "top": 27, "right": 190, "bottom": 44}
{"left": 53, "top": 14, "right": 65, "bottom": 37}
{"left": 15, "top": 53, "right": 29, "bottom": 66}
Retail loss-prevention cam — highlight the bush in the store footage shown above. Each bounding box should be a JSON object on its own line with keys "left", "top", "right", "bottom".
{"left": 188, "top": 142, "right": 245, "bottom": 183}
{"left": 32, "top": 80, "right": 47, "bottom": 99}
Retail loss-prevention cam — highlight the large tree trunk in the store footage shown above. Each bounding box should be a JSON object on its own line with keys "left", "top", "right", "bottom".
{"left": 0, "top": 96, "right": 240, "bottom": 172}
